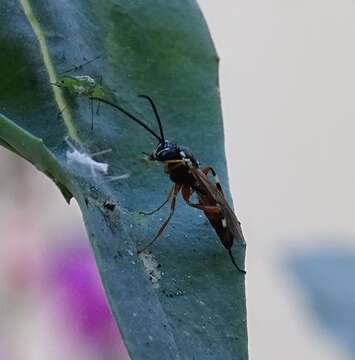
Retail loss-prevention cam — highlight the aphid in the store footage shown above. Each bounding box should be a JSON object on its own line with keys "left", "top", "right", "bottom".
{"left": 53, "top": 75, "right": 105, "bottom": 131}
{"left": 90, "top": 95, "right": 246, "bottom": 273}
{"left": 54, "top": 75, "right": 104, "bottom": 97}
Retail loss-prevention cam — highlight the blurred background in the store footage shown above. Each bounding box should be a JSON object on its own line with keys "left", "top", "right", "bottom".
{"left": 199, "top": 0, "right": 355, "bottom": 359}
{"left": 1, "top": 1, "right": 354, "bottom": 359}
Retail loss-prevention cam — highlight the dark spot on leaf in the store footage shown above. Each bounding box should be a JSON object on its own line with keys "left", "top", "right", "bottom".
{"left": 113, "top": 251, "right": 122, "bottom": 260}
{"left": 103, "top": 200, "right": 116, "bottom": 211}
{"left": 162, "top": 287, "right": 184, "bottom": 298}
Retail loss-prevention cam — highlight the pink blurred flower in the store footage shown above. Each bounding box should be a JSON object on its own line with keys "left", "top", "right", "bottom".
{"left": 46, "top": 241, "right": 125, "bottom": 355}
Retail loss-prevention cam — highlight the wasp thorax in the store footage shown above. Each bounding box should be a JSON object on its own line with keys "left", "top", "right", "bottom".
{"left": 150, "top": 140, "right": 198, "bottom": 166}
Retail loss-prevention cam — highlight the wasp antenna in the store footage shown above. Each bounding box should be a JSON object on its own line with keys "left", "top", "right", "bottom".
{"left": 138, "top": 95, "right": 165, "bottom": 143}
{"left": 228, "top": 249, "right": 246, "bottom": 274}
{"left": 90, "top": 96, "right": 162, "bottom": 142}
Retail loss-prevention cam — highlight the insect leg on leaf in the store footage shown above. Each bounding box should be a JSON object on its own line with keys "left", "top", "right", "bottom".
{"left": 52, "top": 56, "right": 105, "bottom": 131}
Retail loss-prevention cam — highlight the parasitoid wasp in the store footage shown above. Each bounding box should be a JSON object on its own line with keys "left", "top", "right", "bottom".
{"left": 91, "top": 95, "right": 246, "bottom": 274}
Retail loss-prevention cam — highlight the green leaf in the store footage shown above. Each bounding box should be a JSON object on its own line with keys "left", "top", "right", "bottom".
{"left": 0, "top": 1, "right": 248, "bottom": 359}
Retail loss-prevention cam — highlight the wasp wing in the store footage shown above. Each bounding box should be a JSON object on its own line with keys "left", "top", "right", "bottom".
{"left": 190, "top": 167, "right": 245, "bottom": 249}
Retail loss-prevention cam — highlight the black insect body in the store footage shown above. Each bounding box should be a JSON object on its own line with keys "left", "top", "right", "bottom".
{"left": 91, "top": 95, "right": 246, "bottom": 273}
{"left": 151, "top": 140, "right": 198, "bottom": 187}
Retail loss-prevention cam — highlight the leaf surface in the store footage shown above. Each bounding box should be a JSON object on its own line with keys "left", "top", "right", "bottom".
{"left": 0, "top": 1, "right": 248, "bottom": 359}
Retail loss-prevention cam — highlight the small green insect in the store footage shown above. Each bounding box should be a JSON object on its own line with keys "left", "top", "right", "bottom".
{"left": 53, "top": 75, "right": 105, "bottom": 131}
{"left": 54, "top": 75, "right": 104, "bottom": 97}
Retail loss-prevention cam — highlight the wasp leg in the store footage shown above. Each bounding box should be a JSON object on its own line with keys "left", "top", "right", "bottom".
{"left": 202, "top": 167, "right": 224, "bottom": 194}
{"left": 181, "top": 185, "right": 221, "bottom": 214}
{"left": 138, "top": 184, "right": 181, "bottom": 253}
{"left": 182, "top": 186, "right": 246, "bottom": 274}
{"left": 228, "top": 249, "right": 246, "bottom": 274}
{"left": 186, "top": 202, "right": 222, "bottom": 214}
{"left": 139, "top": 185, "right": 174, "bottom": 216}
